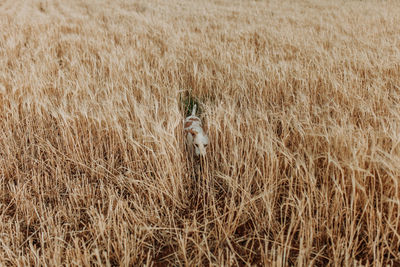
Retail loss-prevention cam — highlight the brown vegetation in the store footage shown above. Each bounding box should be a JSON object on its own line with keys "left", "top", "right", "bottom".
{"left": 1, "top": 0, "right": 400, "bottom": 265}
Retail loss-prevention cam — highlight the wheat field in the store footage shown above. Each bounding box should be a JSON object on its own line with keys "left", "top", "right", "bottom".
{"left": 0, "top": 0, "right": 400, "bottom": 265}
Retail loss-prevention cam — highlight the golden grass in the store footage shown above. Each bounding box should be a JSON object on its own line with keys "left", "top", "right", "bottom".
{"left": 1, "top": 0, "right": 400, "bottom": 265}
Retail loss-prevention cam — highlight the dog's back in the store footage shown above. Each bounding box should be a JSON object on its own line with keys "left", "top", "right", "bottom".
{"left": 184, "top": 104, "right": 202, "bottom": 128}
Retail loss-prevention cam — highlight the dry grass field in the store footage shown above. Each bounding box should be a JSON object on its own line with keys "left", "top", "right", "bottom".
{"left": 1, "top": 0, "right": 400, "bottom": 265}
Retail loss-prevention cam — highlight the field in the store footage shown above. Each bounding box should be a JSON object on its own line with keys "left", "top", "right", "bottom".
{"left": 1, "top": 0, "right": 400, "bottom": 265}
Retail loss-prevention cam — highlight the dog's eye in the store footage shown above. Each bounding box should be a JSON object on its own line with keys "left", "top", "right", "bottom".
{"left": 194, "top": 144, "right": 199, "bottom": 147}
{"left": 204, "top": 144, "right": 208, "bottom": 147}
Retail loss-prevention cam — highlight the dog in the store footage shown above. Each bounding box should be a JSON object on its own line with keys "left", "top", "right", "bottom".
{"left": 184, "top": 104, "right": 209, "bottom": 157}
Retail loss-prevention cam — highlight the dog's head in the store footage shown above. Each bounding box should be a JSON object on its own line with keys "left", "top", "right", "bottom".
{"left": 187, "top": 128, "right": 209, "bottom": 157}
{"left": 193, "top": 131, "right": 209, "bottom": 156}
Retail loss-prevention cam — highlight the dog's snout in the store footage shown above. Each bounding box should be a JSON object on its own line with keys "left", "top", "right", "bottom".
{"left": 199, "top": 146, "right": 207, "bottom": 156}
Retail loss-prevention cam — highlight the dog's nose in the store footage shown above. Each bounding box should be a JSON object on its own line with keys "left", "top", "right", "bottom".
{"left": 199, "top": 149, "right": 206, "bottom": 157}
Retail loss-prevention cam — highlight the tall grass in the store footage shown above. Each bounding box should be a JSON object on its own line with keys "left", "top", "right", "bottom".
{"left": 1, "top": 0, "right": 400, "bottom": 265}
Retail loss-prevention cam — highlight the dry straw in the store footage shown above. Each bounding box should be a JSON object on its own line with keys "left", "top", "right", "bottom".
{"left": 1, "top": 0, "right": 400, "bottom": 265}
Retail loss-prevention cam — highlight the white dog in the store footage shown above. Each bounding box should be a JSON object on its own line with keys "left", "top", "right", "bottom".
{"left": 184, "top": 104, "right": 209, "bottom": 156}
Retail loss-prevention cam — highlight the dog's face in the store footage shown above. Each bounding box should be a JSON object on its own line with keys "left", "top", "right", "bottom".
{"left": 193, "top": 132, "right": 209, "bottom": 156}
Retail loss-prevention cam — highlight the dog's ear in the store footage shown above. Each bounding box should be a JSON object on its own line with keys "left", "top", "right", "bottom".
{"left": 187, "top": 129, "right": 198, "bottom": 137}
